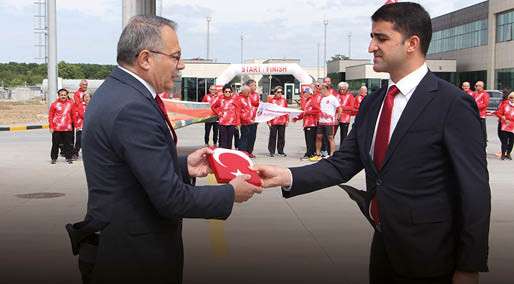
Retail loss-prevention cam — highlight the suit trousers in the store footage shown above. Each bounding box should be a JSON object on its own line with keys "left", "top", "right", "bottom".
{"left": 51, "top": 131, "right": 73, "bottom": 160}
{"left": 268, "top": 124, "right": 286, "bottom": 154}
{"left": 204, "top": 122, "right": 219, "bottom": 145}
{"left": 239, "top": 123, "right": 258, "bottom": 153}
{"left": 338, "top": 123, "right": 349, "bottom": 151}
{"left": 500, "top": 130, "right": 514, "bottom": 154}
{"left": 304, "top": 127, "right": 317, "bottom": 157}
{"left": 218, "top": 125, "right": 236, "bottom": 149}
{"left": 370, "top": 232, "right": 452, "bottom": 284}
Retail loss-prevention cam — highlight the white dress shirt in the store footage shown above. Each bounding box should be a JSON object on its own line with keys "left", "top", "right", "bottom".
{"left": 118, "top": 65, "right": 157, "bottom": 99}
{"left": 284, "top": 63, "right": 429, "bottom": 190}
{"left": 370, "top": 63, "right": 428, "bottom": 158}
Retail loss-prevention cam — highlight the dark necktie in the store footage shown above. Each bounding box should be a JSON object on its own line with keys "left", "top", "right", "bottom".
{"left": 155, "top": 95, "right": 177, "bottom": 144}
{"left": 370, "top": 85, "right": 400, "bottom": 225}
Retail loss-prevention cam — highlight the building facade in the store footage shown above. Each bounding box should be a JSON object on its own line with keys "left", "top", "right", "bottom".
{"left": 428, "top": 0, "right": 514, "bottom": 90}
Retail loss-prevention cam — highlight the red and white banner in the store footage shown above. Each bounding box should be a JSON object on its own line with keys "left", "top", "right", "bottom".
{"left": 254, "top": 102, "right": 303, "bottom": 123}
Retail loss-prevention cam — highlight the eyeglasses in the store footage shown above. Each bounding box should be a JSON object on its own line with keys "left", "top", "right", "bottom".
{"left": 223, "top": 90, "right": 232, "bottom": 93}
{"left": 148, "top": 50, "right": 182, "bottom": 66}
{"left": 276, "top": 91, "right": 283, "bottom": 93}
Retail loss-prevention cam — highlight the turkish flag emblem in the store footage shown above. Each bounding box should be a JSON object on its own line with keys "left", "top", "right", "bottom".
{"left": 208, "top": 148, "right": 262, "bottom": 186}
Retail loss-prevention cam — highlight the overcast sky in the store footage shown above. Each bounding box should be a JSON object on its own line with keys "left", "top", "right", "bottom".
{"left": 0, "top": 0, "right": 483, "bottom": 66}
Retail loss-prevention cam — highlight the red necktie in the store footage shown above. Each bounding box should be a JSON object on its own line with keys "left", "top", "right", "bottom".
{"left": 370, "top": 85, "right": 399, "bottom": 225}
{"left": 155, "top": 95, "right": 177, "bottom": 144}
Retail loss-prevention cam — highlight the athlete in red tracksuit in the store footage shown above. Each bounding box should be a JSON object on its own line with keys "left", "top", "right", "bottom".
{"left": 267, "top": 86, "right": 288, "bottom": 156}
{"left": 337, "top": 82, "right": 355, "bottom": 151}
{"left": 353, "top": 85, "right": 368, "bottom": 116}
{"left": 48, "top": 88, "right": 75, "bottom": 164}
{"left": 72, "top": 92, "right": 91, "bottom": 159}
{"left": 211, "top": 85, "right": 241, "bottom": 149}
{"left": 294, "top": 88, "right": 321, "bottom": 159}
{"left": 202, "top": 86, "right": 219, "bottom": 146}
{"left": 496, "top": 92, "right": 514, "bottom": 160}
{"left": 473, "top": 81, "right": 489, "bottom": 147}
{"left": 461, "top": 81, "right": 474, "bottom": 97}
{"left": 239, "top": 80, "right": 261, "bottom": 157}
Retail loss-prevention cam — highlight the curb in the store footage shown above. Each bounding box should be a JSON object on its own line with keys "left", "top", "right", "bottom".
{"left": 0, "top": 124, "right": 49, "bottom": 132}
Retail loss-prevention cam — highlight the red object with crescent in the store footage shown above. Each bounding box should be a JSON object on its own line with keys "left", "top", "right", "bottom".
{"left": 208, "top": 147, "right": 262, "bottom": 186}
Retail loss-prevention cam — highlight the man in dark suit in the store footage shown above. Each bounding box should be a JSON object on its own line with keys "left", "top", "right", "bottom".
{"left": 68, "top": 16, "right": 261, "bottom": 284}
{"left": 254, "top": 3, "right": 490, "bottom": 284}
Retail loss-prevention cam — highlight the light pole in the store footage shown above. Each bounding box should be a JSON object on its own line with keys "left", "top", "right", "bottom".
{"left": 268, "top": 75, "right": 272, "bottom": 96}
{"left": 317, "top": 42, "right": 320, "bottom": 80}
{"left": 323, "top": 18, "right": 328, "bottom": 77}
{"left": 240, "top": 32, "right": 244, "bottom": 64}
{"left": 348, "top": 32, "right": 352, "bottom": 58}
{"left": 206, "top": 16, "right": 212, "bottom": 60}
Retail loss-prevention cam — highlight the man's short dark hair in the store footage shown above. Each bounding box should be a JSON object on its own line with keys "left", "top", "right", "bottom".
{"left": 57, "top": 88, "right": 68, "bottom": 94}
{"left": 222, "top": 84, "right": 233, "bottom": 92}
{"left": 372, "top": 2, "right": 432, "bottom": 56}
{"left": 244, "top": 79, "right": 256, "bottom": 86}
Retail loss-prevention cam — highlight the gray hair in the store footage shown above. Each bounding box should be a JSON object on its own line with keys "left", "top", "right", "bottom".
{"left": 117, "top": 15, "right": 177, "bottom": 66}
{"left": 338, "top": 82, "right": 349, "bottom": 89}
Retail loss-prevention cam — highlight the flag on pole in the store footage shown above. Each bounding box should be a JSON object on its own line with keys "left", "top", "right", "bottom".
{"left": 254, "top": 102, "right": 303, "bottom": 123}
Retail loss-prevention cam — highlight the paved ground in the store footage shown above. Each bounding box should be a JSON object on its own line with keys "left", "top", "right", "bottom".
{"left": 0, "top": 117, "right": 512, "bottom": 284}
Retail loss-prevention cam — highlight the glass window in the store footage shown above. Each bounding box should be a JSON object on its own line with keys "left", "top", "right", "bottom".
{"left": 497, "top": 10, "right": 514, "bottom": 43}
{"left": 429, "top": 19, "right": 488, "bottom": 54}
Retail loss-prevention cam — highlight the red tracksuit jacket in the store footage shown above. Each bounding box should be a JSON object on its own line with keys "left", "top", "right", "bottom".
{"left": 296, "top": 94, "right": 320, "bottom": 127}
{"left": 496, "top": 101, "right": 514, "bottom": 133}
{"left": 74, "top": 102, "right": 87, "bottom": 130}
{"left": 474, "top": 91, "right": 490, "bottom": 119}
{"left": 211, "top": 95, "right": 241, "bottom": 126}
{"left": 338, "top": 92, "right": 355, "bottom": 124}
{"left": 49, "top": 99, "right": 74, "bottom": 131}
{"left": 353, "top": 94, "right": 366, "bottom": 115}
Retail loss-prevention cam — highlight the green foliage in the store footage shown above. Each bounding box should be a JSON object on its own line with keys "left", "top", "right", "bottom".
{"left": 0, "top": 62, "right": 115, "bottom": 87}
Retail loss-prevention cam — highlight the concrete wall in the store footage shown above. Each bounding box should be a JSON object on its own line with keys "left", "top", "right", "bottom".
{"left": 327, "top": 59, "right": 370, "bottom": 74}
{"left": 345, "top": 64, "right": 389, "bottom": 81}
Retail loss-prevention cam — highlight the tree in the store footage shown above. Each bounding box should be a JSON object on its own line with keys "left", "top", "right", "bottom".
{"left": 330, "top": 54, "right": 350, "bottom": 61}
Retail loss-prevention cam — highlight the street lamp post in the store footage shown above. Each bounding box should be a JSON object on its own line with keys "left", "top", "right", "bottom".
{"left": 323, "top": 18, "right": 328, "bottom": 77}
{"left": 206, "top": 16, "right": 212, "bottom": 60}
{"left": 240, "top": 32, "right": 244, "bottom": 64}
{"left": 348, "top": 32, "right": 352, "bottom": 58}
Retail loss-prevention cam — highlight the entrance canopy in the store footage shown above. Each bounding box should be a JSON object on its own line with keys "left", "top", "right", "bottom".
{"left": 215, "top": 63, "right": 313, "bottom": 87}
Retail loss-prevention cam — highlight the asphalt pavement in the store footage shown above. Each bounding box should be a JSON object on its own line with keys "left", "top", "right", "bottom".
{"left": 0, "top": 117, "right": 512, "bottom": 284}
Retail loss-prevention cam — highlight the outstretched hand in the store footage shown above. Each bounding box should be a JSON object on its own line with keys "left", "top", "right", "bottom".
{"left": 251, "top": 164, "right": 292, "bottom": 188}
{"left": 187, "top": 147, "right": 213, "bottom": 178}
{"left": 229, "top": 174, "right": 263, "bottom": 203}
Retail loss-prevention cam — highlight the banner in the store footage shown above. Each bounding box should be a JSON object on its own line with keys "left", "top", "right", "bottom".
{"left": 161, "top": 98, "right": 216, "bottom": 129}
{"left": 254, "top": 102, "right": 303, "bottom": 123}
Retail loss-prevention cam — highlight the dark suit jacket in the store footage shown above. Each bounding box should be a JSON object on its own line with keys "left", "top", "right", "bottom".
{"left": 284, "top": 71, "right": 490, "bottom": 278}
{"left": 79, "top": 67, "right": 234, "bottom": 283}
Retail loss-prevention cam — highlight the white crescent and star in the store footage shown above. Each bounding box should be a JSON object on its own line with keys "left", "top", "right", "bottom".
{"left": 212, "top": 148, "right": 254, "bottom": 178}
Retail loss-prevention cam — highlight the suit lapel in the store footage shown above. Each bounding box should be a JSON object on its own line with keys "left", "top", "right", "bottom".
{"left": 111, "top": 66, "right": 176, "bottom": 146}
{"left": 380, "top": 72, "right": 439, "bottom": 170}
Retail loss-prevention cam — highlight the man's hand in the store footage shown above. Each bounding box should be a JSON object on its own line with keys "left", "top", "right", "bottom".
{"left": 251, "top": 164, "right": 292, "bottom": 188}
{"left": 187, "top": 147, "right": 213, "bottom": 178}
{"left": 452, "top": 271, "right": 479, "bottom": 284}
{"left": 229, "top": 175, "right": 263, "bottom": 203}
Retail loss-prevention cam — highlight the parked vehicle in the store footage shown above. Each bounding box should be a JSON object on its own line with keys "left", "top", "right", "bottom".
{"left": 486, "top": 90, "right": 503, "bottom": 110}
